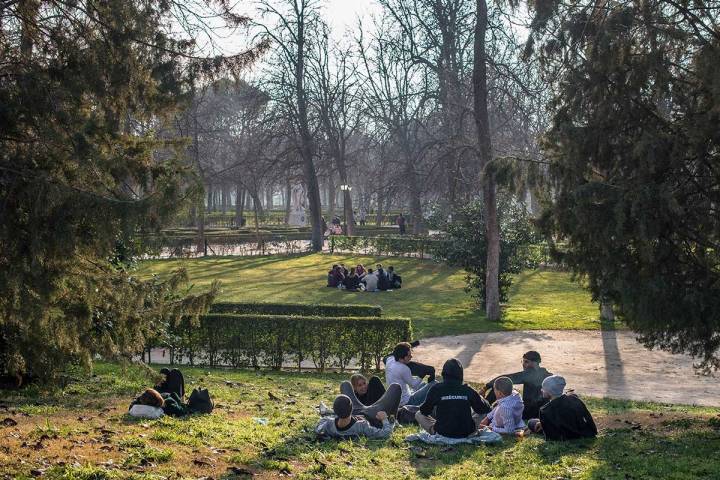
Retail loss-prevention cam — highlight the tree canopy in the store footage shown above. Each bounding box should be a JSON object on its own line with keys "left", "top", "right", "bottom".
{"left": 532, "top": 0, "right": 720, "bottom": 369}
{"left": 0, "top": 0, "right": 263, "bottom": 381}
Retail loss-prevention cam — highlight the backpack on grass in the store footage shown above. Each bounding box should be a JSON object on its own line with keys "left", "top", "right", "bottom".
{"left": 188, "top": 388, "right": 214, "bottom": 414}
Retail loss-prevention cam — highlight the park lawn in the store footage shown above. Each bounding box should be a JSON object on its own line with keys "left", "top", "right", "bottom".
{"left": 137, "top": 254, "right": 608, "bottom": 338}
{"left": 1, "top": 363, "right": 719, "bottom": 480}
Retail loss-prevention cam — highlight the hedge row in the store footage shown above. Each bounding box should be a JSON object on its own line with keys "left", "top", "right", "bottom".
{"left": 329, "top": 235, "right": 450, "bottom": 258}
{"left": 210, "top": 302, "right": 382, "bottom": 318}
{"left": 159, "top": 314, "right": 411, "bottom": 372}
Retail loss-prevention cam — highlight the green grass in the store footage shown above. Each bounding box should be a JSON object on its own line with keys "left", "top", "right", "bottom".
{"left": 1, "top": 363, "right": 718, "bottom": 479}
{"left": 137, "top": 254, "right": 609, "bottom": 338}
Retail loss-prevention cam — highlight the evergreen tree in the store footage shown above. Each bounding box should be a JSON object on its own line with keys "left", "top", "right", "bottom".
{"left": 0, "top": 1, "right": 261, "bottom": 382}
{"left": 529, "top": 1, "right": 720, "bottom": 369}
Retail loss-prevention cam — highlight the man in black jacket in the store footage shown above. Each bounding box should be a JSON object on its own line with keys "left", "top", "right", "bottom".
{"left": 528, "top": 375, "right": 597, "bottom": 441}
{"left": 415, "top": 358, "right": 491, "bottom": 438}
{"left": 484, "top": 350, "right": 552, "bottom": 419}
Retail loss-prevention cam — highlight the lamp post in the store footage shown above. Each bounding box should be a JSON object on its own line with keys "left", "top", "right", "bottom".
{"left": 340, "top": 184, "right": 352, "bottom": 235}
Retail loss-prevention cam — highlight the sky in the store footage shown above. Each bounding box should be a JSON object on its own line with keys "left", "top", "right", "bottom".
{"left": 321, "top": 0, "right": 381, "bottom": 36}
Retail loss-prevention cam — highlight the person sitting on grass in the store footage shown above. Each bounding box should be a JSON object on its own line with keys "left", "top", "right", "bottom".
{"left": 361, "top": 268, "right": 379, "bottom": 292}
{"left": 129, "top": 388, "right": 165, "bottom": 419}
{"left": 386, "top": 342, "right": 438, "bottom": 407}
{"left": 327, "top": 265, "right": 340, "bottom": 287}
{"left": 376, "top": 264, "right": 390, "bottom": 291}
{"left": 356, "top": 264, "right": 367, "bottom": 278}
{"left": 342, "top": 267, "right": 361, "bottom": 291}
{"left": 483, "top": 350, "right": 552, "bottom": 419}
{"left": 315, "top": 394, "right": 395, "bottom": 439}
{"left": 415, "top": 359, "right": 492, "bottom": 438}
{"left": 336, "top": 380, "right": 402, "bottom": 426}
{"left": 387, "top": 266, "right": 402, "bottom": 289}
{"left": 342, "top": 374, "right": 386, "bottom": 407}
{"left": 479, "top": 377, "right": 526, "bottom": 434}
{"left": 527, "top": 375, "right": 597, "bottom": 441}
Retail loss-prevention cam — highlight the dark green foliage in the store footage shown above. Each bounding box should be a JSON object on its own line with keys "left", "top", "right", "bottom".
{"left": 156, "top": 314, "right": 412, "bottom": 372}
{"left": 0, "top": 1, "right": 256, "bottom": 381}
{"left": 435, "top": 199, "right": 540, "bottom": 308}
{"left": 210, "top": 302, "right": 382, "bottom": 318}
{"left": 531, "top": 1, "right": 720, "bottom": 369}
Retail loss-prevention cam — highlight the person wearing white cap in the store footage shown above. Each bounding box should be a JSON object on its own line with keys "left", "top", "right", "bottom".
{"left": 527, "top": 375, "right": 597, "bottom": 441}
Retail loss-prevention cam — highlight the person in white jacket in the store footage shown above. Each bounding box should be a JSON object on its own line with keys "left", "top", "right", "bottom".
{"left": 361, "top": 268, "right": 379, "bottom": 292}
{"left": 385, "top": 342, "right": 437, "bottom": 406}
{"left": 315, "top": 395, "right": 395, "bottom": 439}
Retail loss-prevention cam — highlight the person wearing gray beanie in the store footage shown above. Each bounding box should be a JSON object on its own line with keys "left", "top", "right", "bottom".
{"left": 542, "top": 375, "right": 566, "bottom": 397}
{"left": 527, "top": 375, "right": 597, "bottom": 441}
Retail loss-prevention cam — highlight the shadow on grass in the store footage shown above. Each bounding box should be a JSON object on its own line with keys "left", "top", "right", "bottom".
{"left": 530, "top": 419, "right": 720, "bottom": 479}
{"left": 241, "top": 421, "right": 519, "bottom": 479}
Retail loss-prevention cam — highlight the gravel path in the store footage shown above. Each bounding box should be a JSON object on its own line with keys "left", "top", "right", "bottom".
{"left": 414, "top": 330, "right": 720, "bottom": 407}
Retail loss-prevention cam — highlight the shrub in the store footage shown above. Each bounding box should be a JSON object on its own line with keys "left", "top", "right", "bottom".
{"left": 433, "top": 198, "right": 541, "bottom": 307}
{"left": 328, "top": 235, "right": 448, "bottom": 258}
{"left": 161, "top": 314, "right": 411, "bottom": 372}
{"left": 209, "top": 302, "right": 382, "bottom": 318}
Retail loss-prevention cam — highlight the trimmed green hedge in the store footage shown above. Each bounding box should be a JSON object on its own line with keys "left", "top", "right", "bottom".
{"left": 210, "top": 302, "right": 382, "bottom": 318}
{"left": 163, "top": 314, "right": 411, "bottom": 372}
{"left": 329, "top": 235, "right": 449, "bottom": 258}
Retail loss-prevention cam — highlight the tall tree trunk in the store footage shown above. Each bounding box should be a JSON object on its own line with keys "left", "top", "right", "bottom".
{"left": 402, "top": 144, "right": 424, "bottom": 234}
{"left": 474, "top": 0, "right": 500, "bottom": 321}
{"left": 284, "top": 181, "right": 292, "bottom": 224}
{"left": 239, "top": 189, "right": 246, "bottom": 227}
{"left": 221, "top": 184, "right": 228, "bottom": 214}
{"left": 327, "top": 174, "right": 336, "bottom": 220}
{"left": 295, "top": 15, "right": 323, "bottom": 251}
{"left": 253, "top": 193, "right": 263, "bottom": 251}
{"left": 375, "top": 193, "right": 384, "bottom": 227}
{"left": 335, "top": 151, "right": 355, "bottom": 236}
{"left": 250, "top": 191, "right": 264, "bottom": 227}
{"left": 235, "top": 183, "right": 244, "bottom": 227}
{"left": 206, "top": 185, "right": 212, "bottom": 213}
{"left": 265, "top": 188, "right": 273, "bottom": 211}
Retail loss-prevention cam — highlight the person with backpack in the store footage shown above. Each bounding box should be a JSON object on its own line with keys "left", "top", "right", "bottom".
{"left": 415, "top": 359, "right": 492, "bottom": 438}
{"left": 131, "top": 369, "right": 213, "bottom": 418}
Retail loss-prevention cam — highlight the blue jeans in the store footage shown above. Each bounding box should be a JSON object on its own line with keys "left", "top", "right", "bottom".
{"left": 406, "top": 380, "right": 438, "bottom": 406}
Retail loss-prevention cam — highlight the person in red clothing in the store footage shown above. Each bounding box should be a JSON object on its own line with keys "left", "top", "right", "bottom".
{"left": 396, "top": 213, "right": 406, "bottom": 234}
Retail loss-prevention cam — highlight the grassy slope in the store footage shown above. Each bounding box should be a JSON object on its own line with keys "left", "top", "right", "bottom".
{"left": 1, "top": 364, "right": 718, "bottom": 480}
{"left": 137, "top": 254, "right": 605, "bottom": 338}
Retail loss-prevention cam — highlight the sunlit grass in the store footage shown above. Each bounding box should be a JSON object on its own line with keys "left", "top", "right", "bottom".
{"left": 137, "top": 254, "right": 609, "bottom": 337}
{"left": 1, "top": 363, "right": 717, "bottom": 480}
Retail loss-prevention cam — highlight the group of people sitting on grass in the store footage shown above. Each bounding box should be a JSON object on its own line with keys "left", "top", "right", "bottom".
{"left": 327, "top": 263, "right": 402, "bottom": 292}
{"left": 316, "top": 343, "right": 597, "bottom": 443}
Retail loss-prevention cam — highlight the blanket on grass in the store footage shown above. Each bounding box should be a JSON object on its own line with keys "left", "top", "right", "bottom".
{"left": 405, "top": 428, "right": 502, "bottom": 445}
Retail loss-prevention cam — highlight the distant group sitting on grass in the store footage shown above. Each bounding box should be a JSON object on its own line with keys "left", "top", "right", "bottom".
{"left": 326, "top": 263, "right": 402, "bottom": 291}
{"left": 317, "top": 344, "right": 597, "bottom": 444}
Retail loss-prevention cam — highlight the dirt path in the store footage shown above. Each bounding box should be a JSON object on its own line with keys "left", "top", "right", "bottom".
{"left": 414, "top": 330, "right": 720, "bottom": 407}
